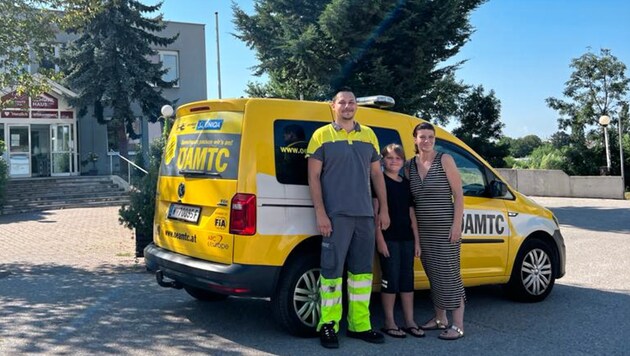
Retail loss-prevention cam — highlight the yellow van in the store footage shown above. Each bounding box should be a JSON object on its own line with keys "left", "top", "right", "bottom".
{"left": 144, "top": 96, "right": 566, "bottom": 336}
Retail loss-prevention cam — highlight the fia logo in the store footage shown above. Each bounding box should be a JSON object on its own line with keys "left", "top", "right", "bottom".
{"left": 214, "top": 217, "right": 226, "bottom": 229}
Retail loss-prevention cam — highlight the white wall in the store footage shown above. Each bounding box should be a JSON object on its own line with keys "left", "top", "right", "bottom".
{"left": 496, "top": 169, "right": 625, "bottom": 199}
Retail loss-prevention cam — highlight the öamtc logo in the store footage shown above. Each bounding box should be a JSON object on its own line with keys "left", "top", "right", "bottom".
{"left": 196, "top": 119, "right": 224, "bottom": 130}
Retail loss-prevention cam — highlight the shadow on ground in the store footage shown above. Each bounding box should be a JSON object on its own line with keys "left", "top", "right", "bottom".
{"left": 547, "top": 206, "right": 630, "bottom": 234}
{"left": 1, "top": 262, "right": 628, "bottom": 355}
{"left": 0, "top": 210, "right": 57, "bottom": 224}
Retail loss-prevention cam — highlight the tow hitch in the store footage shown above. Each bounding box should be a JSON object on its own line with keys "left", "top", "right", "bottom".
{"left": 155, "top": 270, "right": 183, "bottom": 289}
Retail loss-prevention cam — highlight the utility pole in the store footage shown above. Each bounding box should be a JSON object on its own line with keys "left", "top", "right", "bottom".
{"left": 620, "top": 102, "right": 627, "bottom": 187}
{"left": 215, "top": 12, "right": 222, "bottom": 99}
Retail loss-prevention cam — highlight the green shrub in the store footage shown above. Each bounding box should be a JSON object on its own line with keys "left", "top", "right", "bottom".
{"left": 118, "top": 135, "right": 165, "bottom": 238}
{"left": 0, "top": 140, "right": 7, "bottom": 207}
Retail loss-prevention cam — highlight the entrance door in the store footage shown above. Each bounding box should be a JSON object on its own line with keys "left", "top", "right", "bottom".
{"left": 50, "top": 124, "right": 72, "bottom": 176}
{"left": 8, "top": 125, "right": 31, "bottom": 178}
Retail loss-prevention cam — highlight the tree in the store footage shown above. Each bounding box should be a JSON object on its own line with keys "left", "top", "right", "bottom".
{"left": 512, "top": 144, "right": 567, "bottom": 171}
{"left": 549, "top": 131, "right": 571, "bottom": 149}
{"left": 233, "top": 0, "right": 485, "bottom": 123}
{"left": 546, "top": 48, "right": 629, "bottom": 139}
{"left": 509, "top": 134, "right": 543, "bottom": 158}
{"left": 546, "top": 48, "right": 629, "bottom": 176}
{"left": 452, "top": 85, "right": 509, "bottom": 167}
{"left": 0, "top": 0, "right": 100, "bottom": 106}
{"left": 62, "top": 0, "right": 176, "bottom": 160}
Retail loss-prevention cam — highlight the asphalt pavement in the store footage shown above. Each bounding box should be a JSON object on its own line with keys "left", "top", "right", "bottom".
{"left": 0, "top": 197, "right": 629, "bottom": 355}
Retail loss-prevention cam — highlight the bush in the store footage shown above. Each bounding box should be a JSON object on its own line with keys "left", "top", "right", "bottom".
{"left": 0, "top": 140, "right": 7, "bottom": 207}
{"left": 118, "top": 117, "right": 171, "bottom": 256}
{"left": 118, "top": 135, "right": 165, "bottom": 239}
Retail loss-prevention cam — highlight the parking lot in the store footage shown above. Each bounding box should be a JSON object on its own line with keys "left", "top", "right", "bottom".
{"left": 1, "top": 197, "right": 629, "bottom": 355}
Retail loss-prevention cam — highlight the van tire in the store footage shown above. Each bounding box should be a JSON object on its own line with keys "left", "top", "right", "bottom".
{"left": 505, "top": 238, "right": 556, "bottom": 302}
{"left": 184, "top": 285, "right": 229, "bottom": 302}
{"left": 272, "top": 255, "right": 320, "bottom": 337}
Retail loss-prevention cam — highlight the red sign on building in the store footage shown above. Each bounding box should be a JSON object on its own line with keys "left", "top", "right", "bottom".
{"left": 1, "top": 92, "right": 28, "bottom": 109}
{"left": 32, "top": 111, "right": 59, "bottom": 119}
{"left": 32, "top": 93, "right": 58, "bottom": 109}
{"left": 1, "top": 110, "right": 29, "bottom": 118}
{"left": 60, "top": 111, "right": 74, "bottom": 119}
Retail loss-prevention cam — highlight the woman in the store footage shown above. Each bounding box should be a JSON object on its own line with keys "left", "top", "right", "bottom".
{"left": 408, "top": 122, "right": 466, "bottom": 340}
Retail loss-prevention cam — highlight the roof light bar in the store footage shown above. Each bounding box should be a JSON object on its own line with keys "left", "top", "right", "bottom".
{"left": 356, "top": 95, "right": 395, "bottom": 109}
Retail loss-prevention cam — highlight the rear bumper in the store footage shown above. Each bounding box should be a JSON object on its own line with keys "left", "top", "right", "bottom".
{"left": 144, "top": 243, "right": 281, "bottom": 297}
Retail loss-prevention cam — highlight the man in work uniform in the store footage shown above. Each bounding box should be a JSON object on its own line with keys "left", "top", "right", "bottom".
{"left": 306, "top": 87, "right": 390, "bottom": 349}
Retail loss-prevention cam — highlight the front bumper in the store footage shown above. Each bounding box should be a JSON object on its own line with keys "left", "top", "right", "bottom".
{"left": 553, "top": 229, "right": 566, "bottom": 279}
{"left": 144, "top": 243, "right": 281, "bottom": 297}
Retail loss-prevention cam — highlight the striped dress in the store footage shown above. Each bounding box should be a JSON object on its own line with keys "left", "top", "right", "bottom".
{"left": 409, "top": 152, "right": 466, "bottom": 310}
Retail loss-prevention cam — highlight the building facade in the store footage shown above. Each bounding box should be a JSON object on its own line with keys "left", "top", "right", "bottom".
{"left": 0, "top": 20, "right": 207, "bottom": 179}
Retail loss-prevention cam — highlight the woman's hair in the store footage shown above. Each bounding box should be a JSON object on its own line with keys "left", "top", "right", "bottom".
{"left": 412, "top": 122, "right": 436, "bottom": 154}
{"left": 381, "top": 143, "right": 405, "bottom": 161}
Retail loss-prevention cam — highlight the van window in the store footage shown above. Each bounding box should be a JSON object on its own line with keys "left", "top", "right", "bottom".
{"left": 160, "top": 111, "right": 243, "bottom": 179}
{"left": 274, "top": 120, "right": 326, "bottom": 185}
{"left": 371, "top": 126, "right": 402, "bottom": 152}
{"left": 435, "top": 139, "right": 487, "bottom": 197}
{"left": 273, "top": 122, "right": 403, "bottom": 185}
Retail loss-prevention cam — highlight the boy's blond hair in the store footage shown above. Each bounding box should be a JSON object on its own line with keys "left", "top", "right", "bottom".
{"left": 381, "top": 143, "right": 405, "bottom": 161}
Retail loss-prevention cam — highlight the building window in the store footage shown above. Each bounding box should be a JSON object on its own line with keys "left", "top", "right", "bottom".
{"left": 106, "top": 118, "right": 142, "bottom": 155}
{"left": 39, "top": 44, "right": 61, "bottom": 73}
{"left": 150, "top": 50, "right": 179, "bottom": 87}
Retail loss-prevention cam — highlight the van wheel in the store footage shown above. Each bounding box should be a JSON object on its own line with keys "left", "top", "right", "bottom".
{"left": 272, "top": 255, "right": 320, "bottom": 337}
{"left": 505, "top": 238, "right": 556, "bottom": 302}
{"left": 184, "top": 285, "right": 229, "bottom": 302}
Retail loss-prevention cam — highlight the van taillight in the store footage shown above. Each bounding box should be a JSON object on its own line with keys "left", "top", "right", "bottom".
{"left": 229, "top": 193, "right": 256, "bottom": 235}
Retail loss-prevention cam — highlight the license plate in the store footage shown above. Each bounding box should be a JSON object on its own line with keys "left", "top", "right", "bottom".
{"left": 168, "top": 203, "right": 201, "bottom": 223}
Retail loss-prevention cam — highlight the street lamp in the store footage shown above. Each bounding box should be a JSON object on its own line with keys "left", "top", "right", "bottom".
{"left": 599, "top": 115, "right": 612, "bottom": 175}
{"left": 161, "top": 104, "right": 174, "bottom": 118}
{"left": 618, "top": 103, "right": 627, "bottom": 189}
{"left": 160, "top": 104, "right": 175, "bottom": 139}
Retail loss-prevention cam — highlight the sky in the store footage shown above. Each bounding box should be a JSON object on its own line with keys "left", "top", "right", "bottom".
{"left": 152, "top": 0, "right": 630, "bottom": 139}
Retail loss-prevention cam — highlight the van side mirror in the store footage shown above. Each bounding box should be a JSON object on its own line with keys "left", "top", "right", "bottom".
{"left": 490, "top": 180, "right": 508, "bottom": 198}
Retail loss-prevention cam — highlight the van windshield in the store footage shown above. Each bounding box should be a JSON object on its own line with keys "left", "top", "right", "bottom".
{"left": 160, "top": 111, "right": 242, "bottom": 179}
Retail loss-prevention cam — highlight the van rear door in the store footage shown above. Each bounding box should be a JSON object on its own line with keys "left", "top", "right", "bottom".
{"left": 154, "top": 102, "right": 244, "bottom": 265}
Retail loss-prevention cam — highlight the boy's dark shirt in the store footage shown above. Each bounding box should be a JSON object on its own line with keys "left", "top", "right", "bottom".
{"left": 373, "top": 173, "right": 414, "bottom": 241}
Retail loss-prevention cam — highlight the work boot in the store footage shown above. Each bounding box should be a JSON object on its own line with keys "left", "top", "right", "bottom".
{"left": 320, "top": 322, "right": 339, "bottom": 349}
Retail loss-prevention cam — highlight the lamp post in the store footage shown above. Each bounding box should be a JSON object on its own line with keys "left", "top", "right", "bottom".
{"left": 599, "top": 115, "right": 612, "bottom": 175}
{"left": 160, "top": 104, "right": 175, "bottom": 138}
{"left": 619, "top": 103, "right": 627, "bottom": 188}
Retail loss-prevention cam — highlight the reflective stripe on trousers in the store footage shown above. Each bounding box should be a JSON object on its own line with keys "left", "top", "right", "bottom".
{"left": 317, "top": 276, "right": 342, "bottom": 332}
{"left": 347, "top": 272, "right": 373, "bottom": 332}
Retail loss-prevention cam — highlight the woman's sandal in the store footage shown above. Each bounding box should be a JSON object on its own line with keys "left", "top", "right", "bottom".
{"left": 420, "top": 318, "right": 447, "bottom": 330}
{"left": 438, "top": 325, "right": 464, "bottom": 340}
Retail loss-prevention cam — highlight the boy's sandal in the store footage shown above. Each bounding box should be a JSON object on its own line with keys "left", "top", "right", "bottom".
{"left": 401, "top": 326, "right": 425, "bottom": 338}
{"left": 380, "top": 327, "right": 406, "bottom": 338}
{"left": 420, "top": 318, "right": 447, "bottom": 330}
{"left": 438, "top": 325, "right": 464, "bottom": 340}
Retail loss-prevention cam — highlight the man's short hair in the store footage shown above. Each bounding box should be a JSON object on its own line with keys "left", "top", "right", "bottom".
{"left": 332, "top": 86, "right": 354, "bottom": 102}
